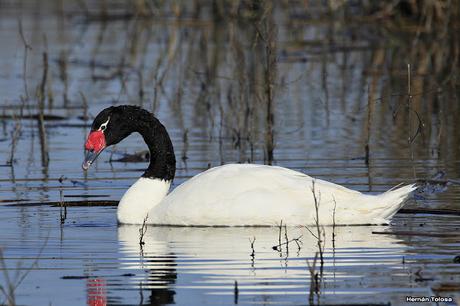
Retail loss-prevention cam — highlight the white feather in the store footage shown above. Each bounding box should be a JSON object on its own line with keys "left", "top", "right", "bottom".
{"left": 117, "top": 164, "right": 416, "bottom": 226}
{"left": 117, "top": 177, "right": 170, "bottom": 224}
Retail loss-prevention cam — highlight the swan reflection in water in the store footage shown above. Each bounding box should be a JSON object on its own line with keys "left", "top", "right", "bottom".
{"left": 116, "top": 224, "right": 405, "bottom": 305}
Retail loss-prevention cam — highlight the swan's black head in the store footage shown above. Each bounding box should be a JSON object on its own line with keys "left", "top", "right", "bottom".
{"left": 82, "top": 105, "right": 176, "bottom": 181}
{"left": 82, "top": 106, "right": 137, "bottom": 170}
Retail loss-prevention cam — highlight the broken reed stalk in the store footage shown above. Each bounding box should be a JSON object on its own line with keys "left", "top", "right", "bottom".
{"left": 332, "top": 197, "right": 337, "bottom": 248}
{"left": 8, "top": 111, "right": 22, "bottom": 165}
{"left": 18, "top": 19, "right": 31, "bottom": 99}
{"left": 273, "top": 222, "right": 302, "bottom": 253}
{"left": 181, "top": 129, "right": 189, "bottom": 165}
{"left": 138, "top": 70, "right": 144, "bottom": 106}
{"left": 273, "top": 220, "right": 302, "bottom": 253}
{"left": 46, "top": 65, "right": 54, "bottom": 109}
{"left": 306, "top": 252, "right": 319, "bottom": 306}
{"left": 80, "top": 91, "right": 88, "bottom": 121}
{"left": 284, "top": 224, "right": 289, "bottom": 255}
{"left": 139, "top": 215, "right": 148, "bottom": 246}
{"left": 8, "top": 123, "right": 20, "bottom": 165}
{"left": 332, "top": 197, "right": 337, "bottom": 284}
{"left": 151, "top": 31, "right": 175, "bottom": 113}
{"left": 152, "top": 68, "right": 160, "bottom": 113}
{"left": 264, "top": 27, "right": 275, "bottom": 165}
{"left": 304, "top": 179, "right": 325, "bottom": 303}
{"left": 59, "top": 189, "right": 67, "bottom": 224}
{"left": 278, "top": 220, "right": 283, "bottom": 250}
{"left": 10, "top": 19, "right": 31, "bottom": 166}
{"left": 407, "top": 64, "right": 416, "bottom": 178}
{"left": 309, "top": 181, "right": 324, "bottom": 265}
{"left": 0, "top": 248, "right": 15, "bottom": 306}
{"left": 0, "top": 236, "right": 48, "bottom": 305}
{"left": 38, "top": 51, "right": 49, "bottom": 168}
{"left": 365, "top": 84, "right": 372, "bottom": 166}
{"left": 320, "top": 42, "right": 330, "bottom": 126}
{"left": 58, "top": 50, "right": 69, "bottom": 106}
{"left": 292, "top": 235, "right": 303, "bottom": 253}
{"left": 234, "top": 280, "right": 239, "bottom": 304}
{"left": 256, "top": 4, "right": 276, "bottom": 165}
{"left": 249, "top": 236, "right": 256, "bottom": 265}
{"left": 272, "top": 235, "right": 303, "bottom": 252}
{"left": 139, "top": 281, "right": 144, "bottom": 305}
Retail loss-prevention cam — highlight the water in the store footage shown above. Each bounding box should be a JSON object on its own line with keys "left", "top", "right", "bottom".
{"left": 0, "top": 1, "right": 460, "bottom": 305}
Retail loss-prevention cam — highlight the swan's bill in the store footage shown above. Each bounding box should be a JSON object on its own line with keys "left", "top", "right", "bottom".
{"left": 82, "top": 149, "right": 103, "bottom": 170}
{"left": 82, "top": 130, "right": 106, "bottom": 170}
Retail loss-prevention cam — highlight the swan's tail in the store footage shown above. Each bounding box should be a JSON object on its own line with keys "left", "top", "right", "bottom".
{"left": 373, "top": 184, "right": 417, "bottom": 222}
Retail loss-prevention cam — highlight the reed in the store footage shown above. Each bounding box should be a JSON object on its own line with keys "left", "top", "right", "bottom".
{"left": 37, "top": 51, "right": 49, "bottom": 169}
{"left": 59, "top": 189, "right": 67, "bottom": 224}
{"left": 181, "top": 129, "right": 189, "bottom": 165}
{"left": 310, "top": 180, "right": 325, "bottom": 267}
{"left": 139, "top": 215, "right": 148, "bottom": 246}
{"left": 7, "top": 105, "right": 23, "bottom": 166}
{"left": 0, "top": 238, "right": 48, "bottom": 306}
{"left": 260, "top": 3, "right": 276, "bottom": 165}
{"left": 137, "top": 70, "right": 144, "bottom": 106}
{"left": 365, "top": 84, "right": 372, "bottom": 166}
{"left": 249, "top": 236, "right": 256, "bottom": 267}
{"left": 234, "top": 280, "right": 239, "bottom": 304}
{"left": 407, "top": 64, "right": 414, "bottom": 165}
{"left": 18, "top": 19, "right": 31, "bottom": 100}
{"left": 306, "top": 252, "right": 320, "bottom": 306}
{"left": 278, "top": 220, "right": 283, "bottom": 249}
{"left": 80, "top": 91, "right": 89, "bottom": 121}
{"left": 58, "top": 50, "right": 69, "bottom": 106}
{"left": 272, "top": 222, "right": 302, "bottom": 255}
{"left": 332, "top": 197, "right": 337, "bottom": 248}
{"left": 8, "top": 19, "right": 32, "bottom": 167}
{"left": 304, "top": 180, "right": 327, "bottom": 305}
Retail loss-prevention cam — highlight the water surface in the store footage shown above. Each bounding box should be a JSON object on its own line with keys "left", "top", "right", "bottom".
{"left": 0, "top": 1, "right": 459, "bottom": 305}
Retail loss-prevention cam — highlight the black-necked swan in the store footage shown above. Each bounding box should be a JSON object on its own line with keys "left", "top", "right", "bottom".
{"left": 82, "top": 105, "right": 416, "bottom": 226}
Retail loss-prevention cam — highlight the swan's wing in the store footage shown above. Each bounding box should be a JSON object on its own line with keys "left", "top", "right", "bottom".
{"left": 150, "top": 164, "right": 364, "bottom": 226}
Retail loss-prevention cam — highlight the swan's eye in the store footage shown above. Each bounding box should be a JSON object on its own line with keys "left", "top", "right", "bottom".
{"left": 98, "top": 117, "right": 110, "bottom": 132}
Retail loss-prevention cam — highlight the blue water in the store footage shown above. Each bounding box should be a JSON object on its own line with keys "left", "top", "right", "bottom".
{"left": 1, "top": 1, "right": 460, "bottom": 305}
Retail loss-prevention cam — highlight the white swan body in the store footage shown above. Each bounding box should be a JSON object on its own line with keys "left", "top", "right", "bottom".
{"left": 117, "top": 163, "right": 416, "bottom": 226}
{"left": 83, "top": 106, "right": 416, "bottom": 227}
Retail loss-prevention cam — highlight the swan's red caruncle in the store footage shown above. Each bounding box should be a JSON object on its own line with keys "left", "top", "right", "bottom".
{"left": 85, "top": 130, "right": 106, "bottom": 153}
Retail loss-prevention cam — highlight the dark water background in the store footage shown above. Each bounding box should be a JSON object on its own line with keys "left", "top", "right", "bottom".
{"left": 0, "top": 1, "right": 459, "bottom": 305}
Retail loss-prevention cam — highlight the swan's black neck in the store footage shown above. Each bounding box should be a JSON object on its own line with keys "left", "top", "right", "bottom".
{"left": 121, "top": 107, "right": 176, "bottom": 181}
